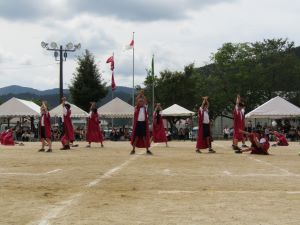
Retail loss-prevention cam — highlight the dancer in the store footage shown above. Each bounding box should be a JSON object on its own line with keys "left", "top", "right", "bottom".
{"left": 130, "top": 91, "right": 152, "bottom": 155}
{"left": 86, "top": 102, "right": 104, "bottom": 148}
{"left": 232, "top": 95, "right": 247, "bottom": 150}
{"left": 272, "top": 131, "right": 289, "bottom": 146}
{"left": 151, "top": 103, "right": 168, "bottom": 147}
{"left": 60, "top": 97, "right": 75, "bottom": 150}
{"left": 235, "top": 130, "right": 270, "bottom": 155}
{"left": 0, "top": 128, "right": 15, "bottom": 146}
{"left": 38, "top": 102, "right": 52, "bottom": 152}
{"left": 196, "top": 97, "right": 215, "bottom": 153}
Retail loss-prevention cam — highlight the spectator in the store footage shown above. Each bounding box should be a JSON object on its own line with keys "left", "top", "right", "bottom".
{"left": 223, "top": 126, "right": 230, "bottom": 139}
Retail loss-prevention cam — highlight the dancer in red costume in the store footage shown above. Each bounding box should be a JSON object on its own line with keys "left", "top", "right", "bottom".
{"left": 86, "top": 102, "right": 104, "bottom": 148}
{"left": 151, "top": 103, "right": 168, "bottom": 147}
{"left": 232, "top": 95, "right": 247, "bottom": 151}
{"left": 196, "top": 97, "right": 216, "bottom": 153}
{"left": 60, "top": 97, "right": 75, "bottom": 150}
{"left": 272, "top": 131, "right": 289, "bottom": 146}
{"left": 130, "top": 91, "right": 152, "bottom": 155}
{"left": 235, "top": 130, "right": 270, "bottom": 155}
{"left": 0, "top": 128, "right": 15, "bottom": 146}
{"left": 38, "top": 102, "right": 52, "bottom": 152}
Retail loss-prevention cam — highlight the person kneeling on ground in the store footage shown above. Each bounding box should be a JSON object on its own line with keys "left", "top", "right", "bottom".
{"left": 235, "top": 130, "right": 270, "bottom": 155}
{"left": 272, "top": 131, "right": 289, "bottom": 147}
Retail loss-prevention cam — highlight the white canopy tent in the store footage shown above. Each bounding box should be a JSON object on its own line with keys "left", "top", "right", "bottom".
{"left": 0, "top": 97, "right": 40, "bottom": 117}
{"left": 50, "top": 102, "right": 88, "bottom": 118}
{"left": 245, "top": 96, "right": 300, "bottom": 119}
{"left": 162, "top": 104, "right": 195, "bottom": 117}
{"left": 98, "top": 97, "right": 134, "bottom": 118}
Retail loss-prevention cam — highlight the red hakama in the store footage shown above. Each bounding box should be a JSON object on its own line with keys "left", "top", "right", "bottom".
{"left": 152, "top": 112, "right": 167, "bottom": 143}
{"left": 233, "top": 107, "right": 245, "bottom": 141}
{"left": 196, "top": 108, "right": 210, "bottom": 149}
{"left": 1, "top": 130, "right": 15, "bottom": 146}
{"left": 61, "top": 107, "right": 74, "bottom": 145}
{"left": 40, "top": 112, "right": 52, "bottom": 139}
{"left": 274, "top": 132, "right": 289, "bottom": 146}
{"left": 131, "top": 106, "right": 150, "bottom": 148}
{"left": 249, "top": 133, "right": 270, "bottom": 155}
{"left": 86, "top": 112, "right": 103, "bottom": 143}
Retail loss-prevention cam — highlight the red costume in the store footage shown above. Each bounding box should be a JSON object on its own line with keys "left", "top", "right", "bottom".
{"left": 131, "top": 106, "right": 150, "bottom": 148}
{"left": 1, "top": 130, "right": 15, "bottom": 146}
{"left": 86, "top": 112, "right": 103, "bottom": 143}
{"left": 274, "top": 132, "right": 289, "bottom": 146}
{"left": 249, "top": 133, "right": 270, "bottom": 155}
{"left": 196, "top": 108, "right": 210, "bottom": 149}
{"left": 40, "top": 111, "right": 52, "bottom": 139}
{"left": 152, "top": 111, "right": 167, "bottom": 143}
{"left": 233, "top": 106, "right": 245, "bottom": 141}
{"left": 61, "top": 106, "right": 74, "bottom": 145}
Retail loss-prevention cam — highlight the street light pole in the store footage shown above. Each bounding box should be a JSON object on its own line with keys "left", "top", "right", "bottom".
{"left": 41, "top": 41, "right": 81, "bottom": 104}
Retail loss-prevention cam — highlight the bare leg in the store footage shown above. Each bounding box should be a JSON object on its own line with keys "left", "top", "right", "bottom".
{"left": 46, "top": 138, "right": 52, "bottom": 152}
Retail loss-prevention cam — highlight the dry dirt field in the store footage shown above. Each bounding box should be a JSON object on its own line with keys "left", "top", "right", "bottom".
{"left": 0, "top": 140, "right": 300, "bottom": 225}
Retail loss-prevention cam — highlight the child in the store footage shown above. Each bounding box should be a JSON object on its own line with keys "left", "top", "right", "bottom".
{"left": 151, "top": 103, "right": 168, "bottom": 147}
{"left": 60, "top": 97, "right": 75, "bottom": 150}
{"left": 86, "top": 102, "right": 104, "bottom": 148}
{"left": 38, "top": 102, "right": 52, "bottom": 152}
{"left": 235, "top": 130, "right": 270, "bottom": 155}
{"left": 272, "top": 131, "right": 289, "bottom": 146}
{"left": 196, "top": 97, "right": 215, "bottom": 153}
{"left": 232, "top": 95, "right": 247, "bottom": 150}
{"left": 130, "top": 91, "right": 152, "bottom": 155}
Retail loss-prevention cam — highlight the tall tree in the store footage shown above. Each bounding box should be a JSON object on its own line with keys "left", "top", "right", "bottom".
{"left": 69, "top": 50, "right": 108, "bottom": 111}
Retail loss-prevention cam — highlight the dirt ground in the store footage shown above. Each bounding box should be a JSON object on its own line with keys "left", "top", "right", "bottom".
{"left": 0, "top": 140, "right": 300, "bottom": 225}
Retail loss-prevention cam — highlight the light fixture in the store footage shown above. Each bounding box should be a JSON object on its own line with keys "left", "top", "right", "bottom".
{"left": 50, "top": 42, "right": 58, "bottom": 49}
{"left": 66, "top": 42, "right": 74, "bottom": 50}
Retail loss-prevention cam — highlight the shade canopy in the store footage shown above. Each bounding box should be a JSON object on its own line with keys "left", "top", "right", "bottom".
{"left": 0, "top": 97, "right": 40, "bottom": 117}
{"left": 245, "top": 96, "right": 300, "bottom": 119}
{"left": 98, "top": 97, "right": 134, "bottom": 118}
{"left": 162, "top": 104, "right": 195, "bottom": 117}
{"left": 50, "top": 102, "right": 89, "bottom": 118}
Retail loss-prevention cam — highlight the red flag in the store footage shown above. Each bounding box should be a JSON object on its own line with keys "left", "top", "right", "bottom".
{"left": 111, "top": 71, "right": 116, "bottom": 91}
{"left": 106, "top": 55, "right": 114, "bottom": 71}
{"left": 125, "top": 39, "right": 134, "bottom": 50}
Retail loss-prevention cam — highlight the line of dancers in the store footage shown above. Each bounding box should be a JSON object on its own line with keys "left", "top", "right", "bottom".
{"left": 0, "top": 93, "right": 291, "bottom": 156}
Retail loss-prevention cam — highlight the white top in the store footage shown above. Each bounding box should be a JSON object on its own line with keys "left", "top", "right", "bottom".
{"left": 259, "top": 138, "right": 266, "bottom": 144}
{"left": 41, "top": 113, "right": 45, "bottom": 126}
{"left": 138, "top": 107, "right": 146, "bottom": 121}
{"left": 200, "top": 107, "right": 210, "bottom": 124}
{"left": 62, "top": 106, "right": 67, "bottom": 122}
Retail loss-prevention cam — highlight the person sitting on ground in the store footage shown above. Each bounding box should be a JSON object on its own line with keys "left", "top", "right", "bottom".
{"left": 272, "top": 131, "right": 289, "bottom": 146}
{"left": 235, "top": 130, "right": 270, "bottom": 155}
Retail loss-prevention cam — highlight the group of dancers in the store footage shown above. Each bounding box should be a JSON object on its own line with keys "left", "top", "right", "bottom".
{"left": 0, "top": 92, "right": 291, "bottom": 155}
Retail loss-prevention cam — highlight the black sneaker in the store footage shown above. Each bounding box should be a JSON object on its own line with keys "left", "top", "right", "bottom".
{"left": 46, "top": 149, "right": 52, "bottom": 153}
{"left": 146, "top": 150, "right": 153, "bottom": 155}
{"left": 130, "top": 150, "right": 135, "bottom": 155}
{"left": 235, "top": 150, "right": 242, "bottom": 154}
{"left": 38, "top": 149, "right": 45, "bottom": 152}
{"left": 209, "top": 149, "right": 216, "bottom": 153}
{"left": 195, "top": 149, "right": 202, "bottom": 154}
{"left": 242, "top": 144, "right": 248, "bottom": 148}
{"left": 232, "top": 145, "right": 241, "bottom": 151}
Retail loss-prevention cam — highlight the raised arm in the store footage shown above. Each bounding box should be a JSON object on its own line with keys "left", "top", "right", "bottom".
{"left": 236, "top": 94, "right": 241, "bottom": 106}
{"left": 61, "top": 97, "right": 66, "bottom": 107}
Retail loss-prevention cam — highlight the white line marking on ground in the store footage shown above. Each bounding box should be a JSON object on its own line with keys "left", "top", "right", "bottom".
{"left": 223, "top": 170, "right": 232, "bottom": 175}
{"left": 158, "top": 190, "right": 300, "bottom": 194}
{"left": 31, "top": 145, "right": 160, "bottom": 225}
{"left": 0, "top": 169, "right": 62, "bottom": 176}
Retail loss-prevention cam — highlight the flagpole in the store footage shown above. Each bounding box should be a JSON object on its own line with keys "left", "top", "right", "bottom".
{"left": 112, "top": 52, "right": 114, "bottom": 128}
{"left": 132, "top": 32, "right": 135, "bottom": 108}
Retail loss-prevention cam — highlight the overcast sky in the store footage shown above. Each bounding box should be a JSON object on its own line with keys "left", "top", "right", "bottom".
{"left": 0, "top": 0, "right": 299, "bottom": 90}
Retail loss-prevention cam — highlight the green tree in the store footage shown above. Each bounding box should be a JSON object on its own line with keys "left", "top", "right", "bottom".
{"left": 69, "top": 50, "right": 108, "bottom": 111}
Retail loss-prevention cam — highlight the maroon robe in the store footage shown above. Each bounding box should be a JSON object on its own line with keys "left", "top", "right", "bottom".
{"left": 249, "top": 133, "right": 270, "bottom": 155}
{"left": 152, "top": 111, "right": 167, "bottom": 143}
{"left": 1, "top": 130, "right": 15, "bottom": 146}
{"left": 130, "top": 106, "right": 150, "bottom": 148}
{"left": 86, "top": 112, "right": 103, "bottom": 143}
{"left": 61, "top": 107, "right": 74, "bottom": 145}
{"left": 196, "top": 108, "right": 210, "bottom": 149}
{"left": 40, "top": 111, "right": 52, "bottom": 139}
{"left": 274, "top": 132, "right": 289, "bottom": 146}
{"left": 233, "top": 106, "right": 245, "bottom": 141}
